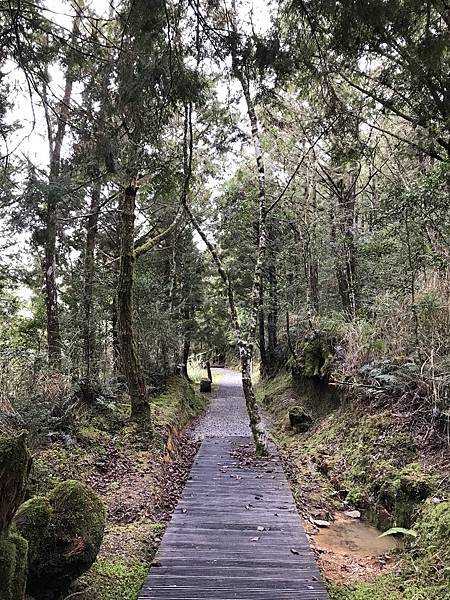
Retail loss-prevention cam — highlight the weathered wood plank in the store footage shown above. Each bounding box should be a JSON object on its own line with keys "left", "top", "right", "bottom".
{"left": 137, "top": 434, "right": 328, "bottom": 600}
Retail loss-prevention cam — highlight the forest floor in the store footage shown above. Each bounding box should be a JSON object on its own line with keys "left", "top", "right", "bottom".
{"left": 256, "top": 371, "right": 450, "bottom": 600}
{"left": 25, "top": 376, "right": 211, "bottom": 600}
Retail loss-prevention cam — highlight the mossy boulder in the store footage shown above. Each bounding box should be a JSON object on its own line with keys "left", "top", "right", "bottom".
{"left": 380, "top": 463, "right": 433, "bottom": 527}
{"left": 0, "top": 532, "right": 28, "bottom": 600}
{"left": 300, "top": 331, "right": 335, "bottom": 379}
{"left": 0, "top": 430, "right": 32, "bottom": 531}
{"left": 288, "top": 406, "right": 313, "bottom": 433}
{"left": 0, "top": 430, "right": 32, "bottom": 600}
{"left": 14, "top": 480, "right": 106, "bottom": 600}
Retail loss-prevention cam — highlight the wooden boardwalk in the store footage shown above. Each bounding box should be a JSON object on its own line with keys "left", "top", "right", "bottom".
{"left": 138, "top": 434, "right": 329, "bottom": 599}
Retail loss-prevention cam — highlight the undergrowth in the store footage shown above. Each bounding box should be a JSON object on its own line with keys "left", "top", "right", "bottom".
{"left": 259, "top": 370, "right": 450, "bottom": 599}
{"left": 25, "top": 376, "right": 207, "bottom": 600}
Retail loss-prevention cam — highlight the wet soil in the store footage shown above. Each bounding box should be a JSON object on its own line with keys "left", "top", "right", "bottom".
{"left": 309, "top": 512, "right": 401, "bottom": 584}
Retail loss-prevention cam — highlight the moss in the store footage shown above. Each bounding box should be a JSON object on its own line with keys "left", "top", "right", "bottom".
{"left": 256, "top": 371, "right": 291, "bottom": 406}
{"left": 0, "top": 430, "right": 32, "bottom": 531}
{"left": 77, "top": 426, "right": 111, "bottom": 446}
{"left": 300, "top": 331, "right": 335, "bottom": 378}
{"left": 0, "top": 532, "right": 28, "bottom": 600}
{"left": 13, "top": 496, "right": 51, "bottom": 564}
{"left": 14, "top": 480, "right": 106, "bottom": 599}
{"left": 327, "top": 575, "right": 408, "bottom": 600}
{"left": 85, "top": 558, "right": 148, "bottom": 600}
{"left": 27, "top": 447, "right": 93, "bottom": 497}
{"left": 328, "top": 569, "right": 450, "bottom": 600}
{"left": 380, "top": 463, "right": 434, "bottom": 527}
{"left": 152, "top": 377, "right": 208, "bottom": 441}
{"left": 412, "top": 500, "right": 450, "bottom": 584}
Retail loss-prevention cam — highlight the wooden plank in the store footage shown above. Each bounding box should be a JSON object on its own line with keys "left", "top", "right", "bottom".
{"left": 137, "top": 370, "right": 328, "bottom": 600}
{"left": 137, "top": 434, "right": 328, "bottom": 600}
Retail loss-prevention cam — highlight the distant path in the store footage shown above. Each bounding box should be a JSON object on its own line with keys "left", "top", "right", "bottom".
{"left": 138, "top": 369, "right": 329, "bottom": 600}
{"left": 193, "top": 369, "right": 251, "bottom": 438}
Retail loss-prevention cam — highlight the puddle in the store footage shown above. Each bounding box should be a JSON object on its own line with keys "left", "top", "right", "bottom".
{"left": 315, "top": 514, "right": 401, "bottom": 557}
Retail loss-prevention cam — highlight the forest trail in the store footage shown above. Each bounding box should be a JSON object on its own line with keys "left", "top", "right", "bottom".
{"left": 138, "top": 369, "right": 329, "bottom": 599}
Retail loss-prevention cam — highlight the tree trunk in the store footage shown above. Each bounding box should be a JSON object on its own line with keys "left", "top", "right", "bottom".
{"left": 331, "top": 177, "right": 358, "bottom": 320}
{"left": 82, "top": 181, "right": 101, "bottom": 381}
{"left": 258, "top": 273, "right": 267, "bottom": 372}
{"left": 181, "top": 336, "right": 191, "bottom": 380}
{"left": 240, "top": 341, "right": 267, "bottom": 452}
{"left": 117, "top": 185, "right": 152, "bottom": 428}
{"left": 267, "top": 244, "right": 278, "bottom": 358}
{"left": 43, "top": 14, "right": 80, "bottom": 370}
{"left": 184, "top": 203, "right": 268, "bottom": 456}
{"left": 45, "top": 183, "right": 62, "bottom": 370}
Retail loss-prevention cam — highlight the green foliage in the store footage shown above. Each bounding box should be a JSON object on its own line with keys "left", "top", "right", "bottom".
{"left": 379, "top": 527, "right": 417, "bottom": 538}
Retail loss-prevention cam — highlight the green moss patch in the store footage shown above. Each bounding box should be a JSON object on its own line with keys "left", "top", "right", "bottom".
{"left": 85, "top": 558, "right": 148, "bottom": 600}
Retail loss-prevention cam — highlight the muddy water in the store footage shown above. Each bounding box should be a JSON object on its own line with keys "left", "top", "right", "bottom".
{"left": 315, "top": 515, "right": 401, "bottom": 557}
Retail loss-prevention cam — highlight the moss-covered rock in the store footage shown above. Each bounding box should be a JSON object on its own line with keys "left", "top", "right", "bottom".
{"left": 300, "top": 331, "right": 335, "bottom": 379}
{"left": 0, "top": 531, "right": 28, "bottom": 600}
{"left": 0, "top": 431, "right": 32, "bottom": 600}
{"left": 380, "top": 463, "right": 434, "bottom": 527}
{"left": 288, "top": 406, "right": 313, "bottom": 433}
{"left": 13, "top": 497, "right": 52, "bottom": 565}
{"left": 0, "top": 430, "right": 32, "bottom": 531}
{"left": 14, "top": 479, "right": 106, "bottom": 599}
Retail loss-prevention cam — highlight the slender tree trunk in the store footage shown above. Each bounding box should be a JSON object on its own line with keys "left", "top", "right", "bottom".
{"left": 258, "top": 273, "right": 267, "bottom": 372}
{"left": 224, "top": 14, "right": 268, "bottom": 454}
{"left": 83, "top": 181, "right": 101, "bottom": 381}
{"left": 118, "top": 185, "right": 152, "bottom": 428}
{"left": 181, "top": 336, "right": 191, "bottom": 380}
{"left": 112, "top": 267, "right": 121, "bottom": 374}
{"left": 331, "top": 178, "right": 358, "bottom": 320}
{"left": 45, "top": 183, "right": 62, "bottom": 370}
{"left": 267, "top": 246, "right": 278, "bottom": 358}
{"left": 43, "top": 15, "right": 80, "bottom": 370}
{"left": 184, "top": 203, "right": 267, "bottom": 455}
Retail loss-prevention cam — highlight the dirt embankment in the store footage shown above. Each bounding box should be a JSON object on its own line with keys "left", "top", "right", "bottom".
{"left": 257, "top": 371, "right": 450, "bottom": 600}
{"left": 27, "top": 377, "right": 208, "bottom": 600}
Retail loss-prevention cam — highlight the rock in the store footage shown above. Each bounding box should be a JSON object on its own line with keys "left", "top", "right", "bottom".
{"left": 312, "top": 519, "right": 330, "bottom": 528}
{"left": 0, "top": 532, "right": 28, "bottom": 600}
{"left": 200, "top": 379, "right": 212, "bottom": 393}
{"left": 14, "top": 480, "right": 106, "bottom": 600}
{"left": 0, "top": 430, "right": 32, "bottom": 600}
{"left": 288, "top": 406, "right": 313, "bottom": 433}
{"left": 344, "top": 510, "right": 361, "bottom": 519}
{"left": 0, "top": 431, "right": 32, "bottom": 531}
{"left": 311, "top": 509, "right": 330, "bottom": 521}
